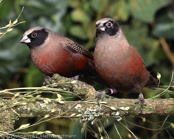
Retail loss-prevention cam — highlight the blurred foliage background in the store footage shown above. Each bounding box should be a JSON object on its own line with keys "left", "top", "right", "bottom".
{"left": 1, "top": 0, "right": 174, "bottom": 138}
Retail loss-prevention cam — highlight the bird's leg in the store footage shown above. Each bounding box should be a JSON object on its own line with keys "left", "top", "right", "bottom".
{"left": 43, "top": 76, "right": 52, "bottom": 86}
{"left": 95, "top": 89, "right": 115, "bottom": 106}
{"left": 68, "top": 75, "right": 83, "bottom": 84}
{"left": 67, "top": 75, "right": 80, "bottom": 89}
{"left": 66, "top": 75, "right": 82, "bottom": 91}
{"left": 135, "top": 90, "right": 147, "bottom": 113}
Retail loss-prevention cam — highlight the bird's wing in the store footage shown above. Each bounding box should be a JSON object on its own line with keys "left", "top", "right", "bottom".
{"left": 65, "top": 42, "right": 94, "bottom": 60}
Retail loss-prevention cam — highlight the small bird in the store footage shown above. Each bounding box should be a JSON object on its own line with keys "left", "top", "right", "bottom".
{"left": 19, "top": 26, "right": 97, "bottom": 84}
{"left": 94, "top": 18, "right": 159, "bottom": 112}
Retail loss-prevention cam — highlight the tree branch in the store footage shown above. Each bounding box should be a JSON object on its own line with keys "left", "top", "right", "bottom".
{"left": 11, "top": 98, "right": 174, "bottom": 118}
{"left": 0, "top": 74, "right": 173, "bottom": 132}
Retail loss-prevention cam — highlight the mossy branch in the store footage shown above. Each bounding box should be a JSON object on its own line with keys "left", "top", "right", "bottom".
{"left": 7, "top": 98, "right": 174, "bottom": 118}
{"left": 0, "top": 74, "right": 173, "bottom": 133}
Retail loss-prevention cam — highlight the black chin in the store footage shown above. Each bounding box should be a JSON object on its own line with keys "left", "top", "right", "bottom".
{"left": 26, "top": 43, "right": 33, "bottom": 48}
{"left": 96, "top": 29, "right": 105, "bottom": 38}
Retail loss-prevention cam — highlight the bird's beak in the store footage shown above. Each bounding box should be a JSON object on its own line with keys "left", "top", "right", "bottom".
{"left": 96, "top": 24, "right": 105, "bottom": 31}
{"left": 19, "top": 34, "right": 31, "bottom": 44}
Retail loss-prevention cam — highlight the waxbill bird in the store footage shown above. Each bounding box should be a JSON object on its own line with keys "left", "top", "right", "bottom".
{"left": 19, "top": 26, "right": 98, "bottom": 84}
{"left": 94, "top": 18, "right": 159, "bottom": 112}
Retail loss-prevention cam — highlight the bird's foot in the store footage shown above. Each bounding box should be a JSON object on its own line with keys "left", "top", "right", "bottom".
{"left": 135, "top": 92, "right": 146, "bottom": 113}
{"left": 95, "top": 89, "right": 114, "bottom": 105}
{"left": 70, "top": 75, "right": 81, "bottom": 80}
{"left": 71, "top": 74, "right": 95, "bottom": 85}
{"left": 43, "top": 76, "right": 52, "bottom": 86}
{"left": 67, "top": 75, "right": 80, "bottom": 89}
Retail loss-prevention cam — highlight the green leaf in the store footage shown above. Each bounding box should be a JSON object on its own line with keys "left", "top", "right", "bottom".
{"left": 24, "top": 61, "right": 45, "bottom": 87}
{"left": 0, "top": 0, "right": 13, "bottom": 20}
{"left": 152, "top": 8, "right": 174, "bottom": 39}
{"left": 89, "top": 0, "right": 101, "bottom": 12}
{"left": 109, "top": 0, "right": 130, "bottom": 21}
{"left": 71, "top": 8, "right": 90, "bottom": 28}
{"left": 129, "top": 0, "right": 171, "bottom": 23}
{"left": 69, "top": 25, "right": 88, "bottom": 40}
{"left": 71, "top": 8, "right": 88, "bottom": 23}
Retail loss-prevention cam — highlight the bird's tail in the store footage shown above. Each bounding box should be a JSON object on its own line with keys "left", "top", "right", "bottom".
{"left": 145, "top": 74, "right": 163, "bottom": 89}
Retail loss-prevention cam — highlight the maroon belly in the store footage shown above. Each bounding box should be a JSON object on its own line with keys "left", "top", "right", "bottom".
{"left": 31, "top": 49, "right": 93, "bottom": 77}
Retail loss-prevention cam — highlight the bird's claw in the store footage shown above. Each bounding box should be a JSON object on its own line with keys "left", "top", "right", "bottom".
{"left": 135, "top": 92, "right": 146, "bottom": 113}
{"left": 69, "top": 83, "right": 74, "bottom": 91}
{"left": 43, "top": 76, "right": 52, "bottom": 86}
{"left": 95, "top": 91, "right": 106, "bottom": 105}
{"left": 95, "top": 89, "right": 113, "bottom": 105}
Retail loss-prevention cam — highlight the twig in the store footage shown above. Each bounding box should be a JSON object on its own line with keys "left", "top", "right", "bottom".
{"left": 160, "top": 38, "right": 174, "bottom": 66}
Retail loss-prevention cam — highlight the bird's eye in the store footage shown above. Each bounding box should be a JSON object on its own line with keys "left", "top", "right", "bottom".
{"left": 31, "top": 32, "right": 37, "bottom": 38}
{"left": 106, "top": 22, "right": 112, "bottom": 28}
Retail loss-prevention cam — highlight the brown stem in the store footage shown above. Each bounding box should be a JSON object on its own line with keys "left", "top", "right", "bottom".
{"left": 160, "top": 38, "right": 174, "bottom": 66}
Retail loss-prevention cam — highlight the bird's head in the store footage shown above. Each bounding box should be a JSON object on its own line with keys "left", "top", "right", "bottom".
{"left": 95, "top": 18, "right": 119, "bottom": 37}
{"left": 19, "top": 26, "right": 49, "bottom": 48}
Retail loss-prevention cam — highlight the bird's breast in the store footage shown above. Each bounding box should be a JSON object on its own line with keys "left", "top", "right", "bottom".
{"left": 94, "top": 44, "right": 150, "bottom": 92}
{"left": 94, "top": 43, "right": 128, "bottom": 75}
{"left": 30, "top": 46, "right": 91, "bottom": 77}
